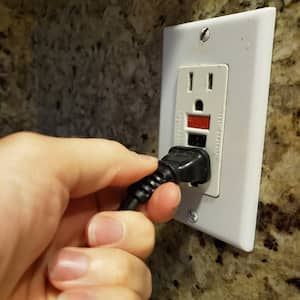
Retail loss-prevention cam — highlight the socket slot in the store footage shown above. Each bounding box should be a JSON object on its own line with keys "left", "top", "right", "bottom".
{"left": 208, "top": 73, "right": 213, "bottom": 90}
{"left": 188, "top": 133, "right": 207, "bottom": 148}
{"left": 188, "top": 72, "right": 193, "bottom": 92}
{"left": 195, "top": 99, "right": 204, "bottom": 111}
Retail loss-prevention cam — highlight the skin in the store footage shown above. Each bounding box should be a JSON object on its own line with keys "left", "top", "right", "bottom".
{"left": 0, "top": 132, "right": 181, "bottom": 300}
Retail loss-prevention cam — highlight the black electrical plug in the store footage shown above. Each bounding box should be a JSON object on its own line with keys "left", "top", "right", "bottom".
{"left": 119, "top": 146, "right": 211, "bottom": 211}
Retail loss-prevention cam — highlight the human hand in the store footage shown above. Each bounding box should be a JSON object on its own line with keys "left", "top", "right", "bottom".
{"left": 0, "top": 132, "right": 181, "bottom": 300}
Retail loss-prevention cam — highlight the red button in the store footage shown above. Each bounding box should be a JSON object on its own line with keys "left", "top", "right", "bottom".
{"left": 187, "top": 115, "right": 210, "bottom": 130}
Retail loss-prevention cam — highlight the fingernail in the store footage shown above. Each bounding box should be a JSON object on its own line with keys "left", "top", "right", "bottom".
{"left": 49, "top": 249, "right": 88, "bottom": 282}
{"left": 58, "top": 292, "right": 97, "bottom": 300}
{"left": 88, "top": 215, "right": 124, "bottom": 246}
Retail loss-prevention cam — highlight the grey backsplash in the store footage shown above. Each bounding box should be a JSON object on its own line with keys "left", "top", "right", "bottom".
{"left": 0, "top": 1, "right": 299, "bottom": 299}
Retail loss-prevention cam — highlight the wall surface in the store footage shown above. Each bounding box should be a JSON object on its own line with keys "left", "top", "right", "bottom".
{"left": 0, "top": 0, "right": 299, "bottom": 299}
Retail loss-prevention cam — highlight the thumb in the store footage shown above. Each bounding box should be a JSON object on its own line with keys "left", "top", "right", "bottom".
{"left": 2, "top": 132, "right": 158, "bottom": 198}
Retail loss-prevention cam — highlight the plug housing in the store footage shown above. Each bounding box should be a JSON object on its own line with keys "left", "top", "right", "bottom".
{"left": 119, "top": 146, "right": 210, "bottom": 211}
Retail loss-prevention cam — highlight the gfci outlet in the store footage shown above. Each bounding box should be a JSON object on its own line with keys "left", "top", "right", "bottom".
{"left": 159, "top": 8, "right": 276, "bottom": 251}
{"left": 175, "top": 65, "right": 228, "bottom": 197}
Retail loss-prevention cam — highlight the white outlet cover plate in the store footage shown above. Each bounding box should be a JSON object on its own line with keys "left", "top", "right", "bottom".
{"left": 159, "top": 8, "right": 276, "bottom": 251}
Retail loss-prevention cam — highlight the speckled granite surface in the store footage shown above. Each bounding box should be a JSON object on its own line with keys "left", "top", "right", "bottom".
{"left": 0, "top": 0, "right": 299, "bottom": 299}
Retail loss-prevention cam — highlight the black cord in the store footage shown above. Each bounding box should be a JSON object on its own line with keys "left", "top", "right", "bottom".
{"left": 119, "top": 146, "right": 211, "bottom": 211}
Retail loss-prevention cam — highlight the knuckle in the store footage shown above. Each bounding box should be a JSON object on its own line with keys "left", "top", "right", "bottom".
{"left": 7, "top": 131, "right": 39, "bottom": 144}
{"left": 4, "top": 132, "right": 41, "bottom": 156}
{"left": 108, "top": 140, "right": 127, "bottom": 152}
{"left": 0, "top": 132, "right": 46, "bottom": 167}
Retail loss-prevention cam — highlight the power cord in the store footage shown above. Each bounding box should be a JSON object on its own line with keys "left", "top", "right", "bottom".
{"left": 119, "top": 146, "right": 211, "bottom": 211}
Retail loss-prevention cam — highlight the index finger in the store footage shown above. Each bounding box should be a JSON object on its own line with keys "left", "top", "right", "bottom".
{"left": 1, "top": 132, "right": 158, "bottom": 198}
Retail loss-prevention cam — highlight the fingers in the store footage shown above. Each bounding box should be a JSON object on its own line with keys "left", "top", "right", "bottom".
{"left": 48, "top": 247, "right": 152, "bottom": 299}
{"left": 2, "top": 132, "right": 157, "bottom": 198}
{"left": 142, "top": 182, "right": 181, "bottom": 223}
{"left": 1, "top": 132, "right": 181, "bottom": 223}
{"left": 86, "top": 211, "right": 155, "bottom": 259}
{"left": 94, "top": 183, "right": 181, "bottom": 225}
{"left": 95, "top": 187, "right": 126, "bottom": 211}
{"left": 58, "top": 287, "right": 141, "bottom": 300}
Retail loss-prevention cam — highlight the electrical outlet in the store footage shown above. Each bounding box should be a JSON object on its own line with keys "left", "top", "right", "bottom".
{"left": 159, "top": 8, "right": 276, "bottom": 251}
{"left": 174, "top": 65, "right": 228, "bottom": 197}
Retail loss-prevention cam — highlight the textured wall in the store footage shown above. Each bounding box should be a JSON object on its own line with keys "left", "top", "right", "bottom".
{"left": 0, "top": 0, "right": 299, "bottom": 299}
